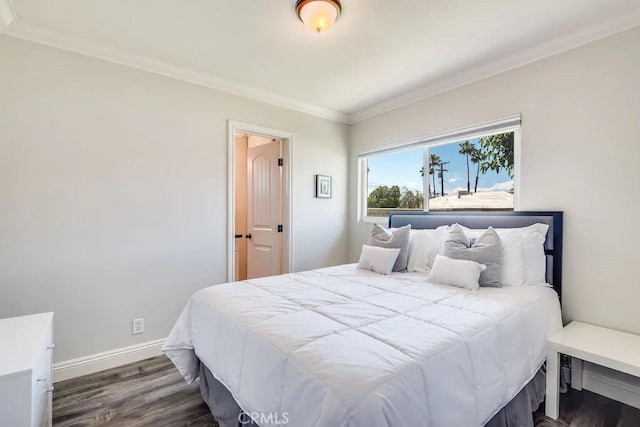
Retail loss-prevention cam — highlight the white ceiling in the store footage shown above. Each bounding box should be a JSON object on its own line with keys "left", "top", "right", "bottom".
{"left": 3, "top": 0, "right": 640, "bottom": 122}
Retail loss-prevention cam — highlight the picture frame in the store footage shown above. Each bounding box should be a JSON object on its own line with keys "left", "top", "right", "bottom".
{"left": 315, "top": 174, "right": 332, "bottom": 199}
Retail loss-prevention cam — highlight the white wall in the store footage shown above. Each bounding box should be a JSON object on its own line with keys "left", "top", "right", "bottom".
{"left": 0, "top": 36, "right": 349, "bottom": 362}
{"left": 349, "top": 27, "right": 640, "bottom": 335}
{"left": 2, "top": 24, "right": 639, "bottom": 371}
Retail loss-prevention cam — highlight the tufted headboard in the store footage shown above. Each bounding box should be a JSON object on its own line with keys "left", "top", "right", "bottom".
{"left": 388, "top": 211, "right": 563, "bottom": 299}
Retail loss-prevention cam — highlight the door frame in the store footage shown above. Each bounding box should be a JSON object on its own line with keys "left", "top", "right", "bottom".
{"left": 227, "top": 120, "right": 293, "bottom": 282}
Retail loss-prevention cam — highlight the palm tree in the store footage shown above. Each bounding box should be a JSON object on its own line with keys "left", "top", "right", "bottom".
{"left": 470, "top": 147, "right": 483, "bottom": 193}
{"left": 459, "top": 141, "right": 475, "bottom": 193}
{"left": 419, "top": 166, "right": 429, "bottom": 198}
{"left": 429, "top": 153, "right": 441, "bottom": 197}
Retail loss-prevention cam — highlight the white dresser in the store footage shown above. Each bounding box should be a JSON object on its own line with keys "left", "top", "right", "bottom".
{"left": 0, "top": 312, "right": 54, "bottom": 427}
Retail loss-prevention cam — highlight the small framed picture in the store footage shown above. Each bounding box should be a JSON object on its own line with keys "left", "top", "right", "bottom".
{"left": 315, "top": 174, "right": 332, "bottom": 199}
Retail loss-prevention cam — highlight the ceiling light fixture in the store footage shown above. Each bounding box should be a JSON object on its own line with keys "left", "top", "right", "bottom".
{"left": 295, "top": 0, "right": 342, "bottom": 34}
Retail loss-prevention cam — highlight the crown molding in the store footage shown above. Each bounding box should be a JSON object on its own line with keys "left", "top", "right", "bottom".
{"left": 0, "top": 0, "right": 16, "bottom": 30}
{"left": 2, "top": 20, "right": 350, "bottom": 124}
{"left": 350, "top": 9, "right": 640, "bottom": 124}
{"left": 2, "top": 8, "right": 639, "bottom": 126}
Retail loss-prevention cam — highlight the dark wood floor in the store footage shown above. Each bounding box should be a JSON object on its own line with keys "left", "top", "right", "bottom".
{"left": 533, "top": 388, "right": 640, "bottom": 427}
{"left": 53, "top": 355, "right": 640, "bottom": 426}
{"left": 53, "top": 356, "right": 217, "bottom": 426}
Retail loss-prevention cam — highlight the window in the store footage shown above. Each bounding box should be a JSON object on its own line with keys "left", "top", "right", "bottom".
{"left": 358, "top": 117, "right": 520, "bottom": 220}
{"left": 366, "top": 147, "right": 425, "bottom": 217}
{"left": 427, "top": 132, "right": 515, "bottom": 211}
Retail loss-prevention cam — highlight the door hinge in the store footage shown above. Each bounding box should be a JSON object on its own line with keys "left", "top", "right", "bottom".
{"left": 277, "top": 224, "right": 283, "bottom": 233}
{"left": 278, "top": 158, "right": 283, "bottom": 166}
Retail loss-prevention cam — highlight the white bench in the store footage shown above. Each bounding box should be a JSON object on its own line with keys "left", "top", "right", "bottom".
{"left": 545, "top": 321, "right": 640, "bottom": 419}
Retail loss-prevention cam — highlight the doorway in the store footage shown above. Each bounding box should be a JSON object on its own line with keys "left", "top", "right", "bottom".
{"left": 227, "top": 121, "right": 292, "bottom": 283}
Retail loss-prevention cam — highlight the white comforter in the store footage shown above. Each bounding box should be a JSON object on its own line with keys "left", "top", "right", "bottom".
{"left": 163, "top": 264, "right": 562, "bottom": 427}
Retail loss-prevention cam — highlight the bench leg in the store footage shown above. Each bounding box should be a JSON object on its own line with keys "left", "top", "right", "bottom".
{"left": 571, "top": 357, "right": 583, "bottom": 391}
{"left": 545, "top": 349, "right": 560, "bottom": 420}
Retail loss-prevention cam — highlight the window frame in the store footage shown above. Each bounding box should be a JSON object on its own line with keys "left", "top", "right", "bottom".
{"left": 358, "top": 120, "right": 521, "bottom": 223}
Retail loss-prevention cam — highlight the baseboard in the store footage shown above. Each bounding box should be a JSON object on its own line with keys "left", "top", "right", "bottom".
{"left": 53, "top": 338, "right": 166, "bottom": 383}
{"left": 582, "top": 362, "right": 640, "bottom": 410}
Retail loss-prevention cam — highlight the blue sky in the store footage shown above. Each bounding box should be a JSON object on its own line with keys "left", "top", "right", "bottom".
{"left": 367, "top": 138, "right": 513, "bottom": 196}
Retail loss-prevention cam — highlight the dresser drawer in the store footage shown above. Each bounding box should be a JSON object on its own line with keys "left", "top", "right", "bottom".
{"left": 0, "top": 371, "right": 32, "bottom": 426}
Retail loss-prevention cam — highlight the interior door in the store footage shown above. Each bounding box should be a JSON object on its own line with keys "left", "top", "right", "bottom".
{"left": 234, "top": 237, "right": 241, "bottom": 280}
{"left": 247, "top": 140, "right": 282, "bottom": 279}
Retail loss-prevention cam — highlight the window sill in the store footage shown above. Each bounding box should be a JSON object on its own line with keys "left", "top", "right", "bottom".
{"left": 359, "top": 216, "right": 389, "bottom": 225}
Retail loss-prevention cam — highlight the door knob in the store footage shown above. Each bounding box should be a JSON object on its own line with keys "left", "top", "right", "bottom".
{"left": 245, "top": 234, "right": 252, "bottom": 239}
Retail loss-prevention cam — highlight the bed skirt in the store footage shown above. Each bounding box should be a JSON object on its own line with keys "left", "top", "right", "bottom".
{"left": 198, "top": 362, "right": 551, "bottom": 427}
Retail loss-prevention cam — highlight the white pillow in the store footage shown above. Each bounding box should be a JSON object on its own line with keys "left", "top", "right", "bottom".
{"left": 357, "top": 245, "right": 401, "bottom": 275}
{"left": 426, "top": 225, "right": 449, "bottom": 269}
{"left": 497, "top": 228, "right": 525, "bottom": 286}
{"left": 406, "top": 225, "right": 448, "bottom": 273}
{"left": 522, "top": 228, "right": 548, "bottom": 284}
{"left": 520, "top": 223, "right": 550, "bottom": 238}
{"left": 426, "top": 254, "right": 487, "bottom": 290}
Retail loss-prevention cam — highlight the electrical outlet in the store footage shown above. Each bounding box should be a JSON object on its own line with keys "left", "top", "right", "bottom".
{"left": 132, "top": 318, "right": 144, "bottom": 335}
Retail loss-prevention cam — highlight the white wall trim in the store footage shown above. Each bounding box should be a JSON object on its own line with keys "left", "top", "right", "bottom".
{"left": 581, "top": 363, "right": 640, "bottom": 410}
{"left": 53, "top": 338, "right": 165, "bottom": 383}
{"left": 0, "top": 0, "right": 16, "bottom": 30}
{"left": 350, "top": 10, "right": 640, "bottom": 123}
{"left": 583, "top": 368, "right": 640, "bottom": 410}
{"left": 1, "top": 20, "right": 349, "bottom": 124}
{"left": 227, "top": 121, "right": 294, "bottom": 283}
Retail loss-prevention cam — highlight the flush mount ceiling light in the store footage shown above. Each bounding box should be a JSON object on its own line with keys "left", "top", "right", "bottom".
{"left": 295, "top": 0, "right": 342, "bottom": 33}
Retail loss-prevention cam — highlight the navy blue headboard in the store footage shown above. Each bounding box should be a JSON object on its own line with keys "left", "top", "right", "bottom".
{"left": 389, "top": 211, "right": 563, "bottom": 299}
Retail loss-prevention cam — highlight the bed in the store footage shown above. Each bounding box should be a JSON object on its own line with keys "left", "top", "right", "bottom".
{"left": 163, "top": 211, "right": 563, "bottom": 427}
